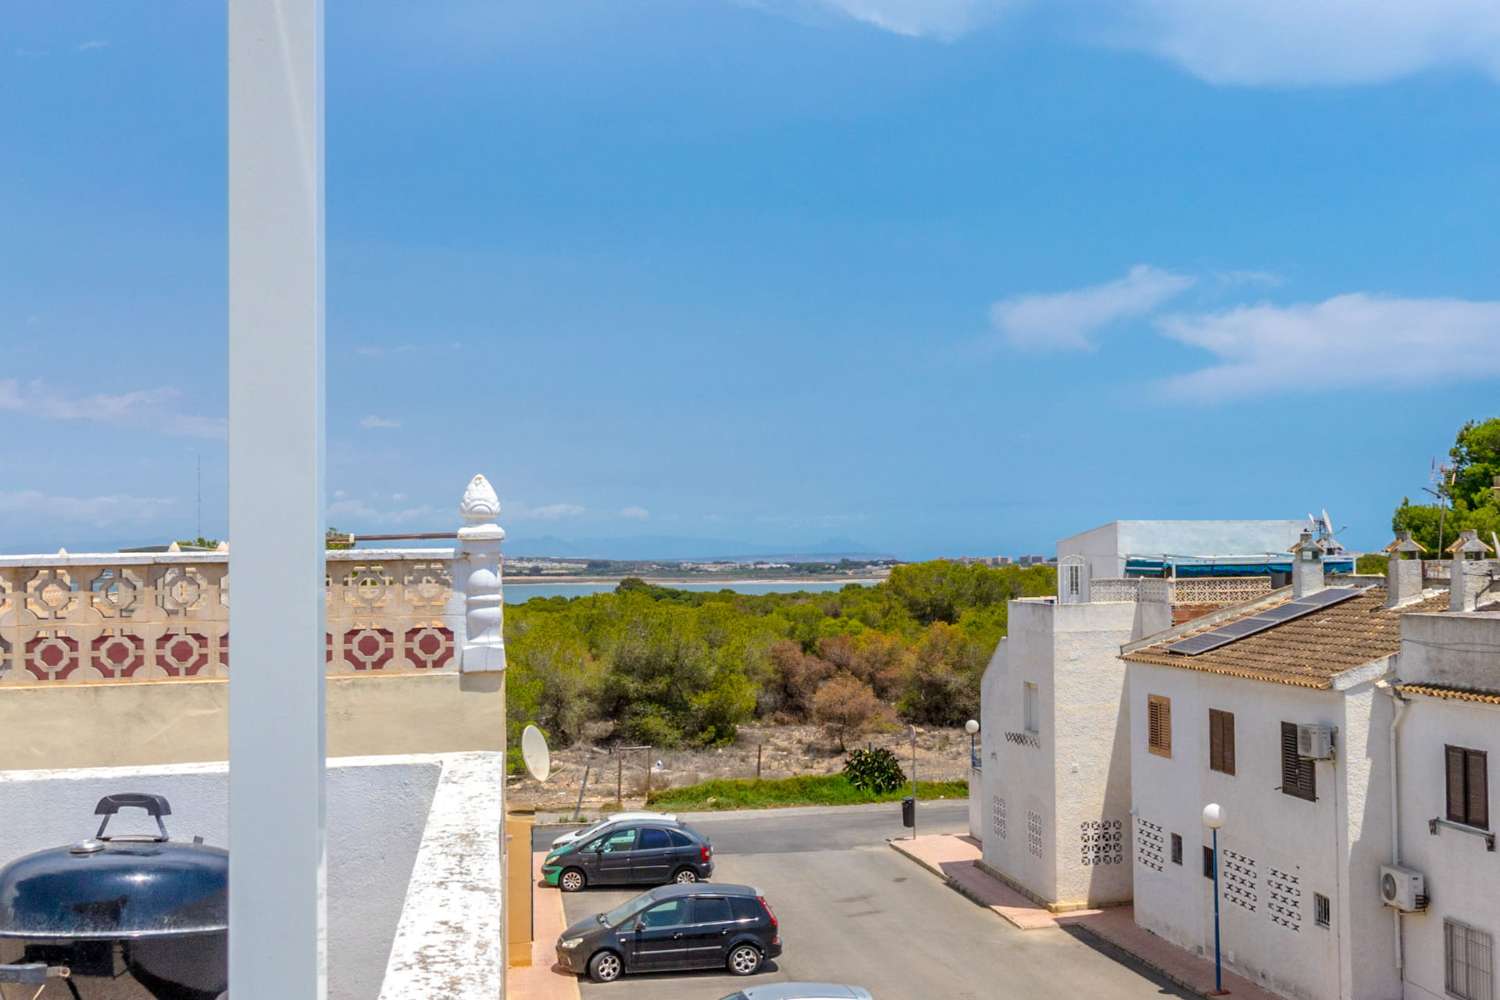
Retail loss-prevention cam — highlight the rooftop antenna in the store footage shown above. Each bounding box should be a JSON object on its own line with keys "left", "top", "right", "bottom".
{"left": 195, "top": 452, "right": 203, "bottom": 542}
{"left": 1423, "top": 458, "right": 1455, "bottom": 554}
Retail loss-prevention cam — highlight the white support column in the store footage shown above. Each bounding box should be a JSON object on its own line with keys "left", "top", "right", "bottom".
{"left": 228, "top": 0, "right": 326, "bottom": 997}
{"left": 456, "top": 474, "right": 507, "bottom": 673}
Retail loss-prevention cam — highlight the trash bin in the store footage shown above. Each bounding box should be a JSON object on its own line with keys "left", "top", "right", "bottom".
{"left": 901, "top": 796, "right": 915, "bottom": 828}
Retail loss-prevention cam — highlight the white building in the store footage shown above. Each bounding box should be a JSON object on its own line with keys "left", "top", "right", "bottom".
{"left": 975, "top": 518, "right": 1314, "bottom": 910}
{"left": 1119, "top": 530, "right": 1497, "bottom": 1000}
{"left": 1061, "top": 519, "right": 1309, "bottom": 581}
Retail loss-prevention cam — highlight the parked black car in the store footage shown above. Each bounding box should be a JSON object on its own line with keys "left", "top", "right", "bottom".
{"left": 555, "top": 883, "right": 781, "bottom": 983}
{"left": 542, "top": 820, "right": 713, "bottom": 892}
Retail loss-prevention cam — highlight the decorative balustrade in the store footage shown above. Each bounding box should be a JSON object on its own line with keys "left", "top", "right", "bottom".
{"left": 0, "top": 475, "right": 506, "bottom": 686}
{"left": 1087, "top": 576, "right": 1273, "bottom": 606}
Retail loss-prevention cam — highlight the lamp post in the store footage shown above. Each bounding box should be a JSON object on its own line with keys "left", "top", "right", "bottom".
{"left": 965, "top": 719, "right": 980, "bottom": 770}
{"left": 1203, "top": 803, "right": 1227, "bottom": 996}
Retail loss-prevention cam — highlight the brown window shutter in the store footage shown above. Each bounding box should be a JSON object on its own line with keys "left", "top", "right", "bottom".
{"left": 1449, "top": 746, "right": 1468, "bottom": 824}
{"left": 1209, "top": 711, "right": 1223, "bottom": 771}
{"left": 1282, "top": 722, "right": 1315, "bottom": 801}
{"left": 1209, "top": 709, "right": 1236, "bottom": 775}
{"left": 1222, "top": 711, "right": 1235, "bottom": 776}
{"left": 1282, "top": 722, "right": 1300, "bottom": 789}
{"left": 1149, "top": 696, "right": 1171, "bottom": 757}
{"left": 1467, "top": 750, "right": 1488, "bottom": 830}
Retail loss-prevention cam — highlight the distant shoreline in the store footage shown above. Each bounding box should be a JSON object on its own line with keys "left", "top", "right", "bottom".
{"left": 504, "top": 576, "right": 883, "bottom": 588}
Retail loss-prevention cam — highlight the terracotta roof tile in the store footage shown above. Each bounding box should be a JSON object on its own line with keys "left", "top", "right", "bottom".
{"left": 1123, "top": 588, "right": 1450, "bottom": 689}
{"left": 1396, "top": 684, "right": 1500, "bottom": 706}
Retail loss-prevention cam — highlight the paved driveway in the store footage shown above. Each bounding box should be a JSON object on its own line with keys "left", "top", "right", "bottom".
{"left": 536, "top": 803, "right": 1191, "bottom": 1000}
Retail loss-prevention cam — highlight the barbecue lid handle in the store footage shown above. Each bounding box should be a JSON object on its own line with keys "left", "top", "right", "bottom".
{"left": 94, "top": 793, "right": 172, "bottom": 841}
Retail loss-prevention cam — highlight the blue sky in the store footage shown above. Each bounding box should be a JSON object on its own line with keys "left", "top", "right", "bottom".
{"left": 4, "top": 1, "right": 1499, "bottom": 558}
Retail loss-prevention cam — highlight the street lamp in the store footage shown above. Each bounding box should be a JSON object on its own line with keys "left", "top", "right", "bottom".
{"left": 1203, "top": 803, "right": 1228, "bottom": 996}
{"left": 964, "top": 719, "right": 980, "bottom": 770}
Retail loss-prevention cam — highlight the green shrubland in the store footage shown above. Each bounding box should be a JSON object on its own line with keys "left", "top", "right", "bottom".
{"left": 505, "top": 560, "right": 1054, "bottom": 750}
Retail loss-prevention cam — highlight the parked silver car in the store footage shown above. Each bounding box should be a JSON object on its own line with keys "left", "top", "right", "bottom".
{"left": 719, "top": 985, "right": 873, "bottom": 1000}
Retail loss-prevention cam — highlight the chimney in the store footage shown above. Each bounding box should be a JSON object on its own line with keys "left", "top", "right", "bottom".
{"left": 1384, "top": 529, "right": 1427, "bottom": 608}
{"left": 1448, "top": 529, "right": 1494, "bottom": 613}
{"left": 1290, "top": 529, "right": 1326, "bottom": 599}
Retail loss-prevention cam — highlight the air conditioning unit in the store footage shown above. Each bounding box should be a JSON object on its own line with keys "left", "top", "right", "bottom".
{"left": 1298, "top": 723, "right": 1335, "bottom": 760}
{"left": 1380, "top": 864, "right": 1428, "bottom": 912}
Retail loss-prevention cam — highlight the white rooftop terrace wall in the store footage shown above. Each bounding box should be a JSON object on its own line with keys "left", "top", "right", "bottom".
{"left": 0, "top": 752, "right": 502, "bottom": 1000}
{"left": 1059, "top": 520, "right": 1308, "bottom": 580}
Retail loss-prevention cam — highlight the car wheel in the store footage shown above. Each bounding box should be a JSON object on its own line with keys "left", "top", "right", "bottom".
{"left": 672, "top": 867, "right": 699, "bottom": 884}
{"left": 559, "top": 868, "right": 586, "bottom": 893}
{"left": 588, "top": 950, "right": 623, "bottom": 983}
{"left": 727, "top": 944, "right": 761, "bottom": 976}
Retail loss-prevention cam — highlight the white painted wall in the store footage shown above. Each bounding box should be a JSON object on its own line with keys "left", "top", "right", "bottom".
{"left": 979, "top": 598, "right": 1136, "bottom": 907}
{"left": 1126, "top": 663, "right": 1400, "bottom": 1000}
{"left": 980, "top": 602, "right": 1058, "bottom": 902}
{"left": 1396, "top": 694, "right": 1500, "bottom": 1000}
{"left": 0, "top": 757, "right": 440, "bottom": 1000}
{"left": 1058, "top": 520, "right": 1307, "bottom": 579}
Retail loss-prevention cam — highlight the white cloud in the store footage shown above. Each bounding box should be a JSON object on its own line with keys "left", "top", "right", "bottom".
{"left": 0, "top": 489, "right": 174, "bottom": 526}
{"left": 754, "top": 0, "right": 1500, "bottom": 85}
{"left": 326, "top": 497, "right": 440, "bottom": 526}
{"left": 510, "top": 502, "right": 587, "bottom": 521}
{"left": 1095, "top": 0, "right": 1500, "bottom": 86}
{"left": 0, "top": 378, "right": 225, "bottom": 440}
{"left": 1155, "top": 293, "right": 1500, "bottom": 399}
{"left": 620, "top": 505, "right": 651, "bottom": 520}
{"left": 77, "top": 40, "right": 110, "bottom": 51}
{"left": 988, "top": 264, "right": 1195, "bottom": 351}
{"left": 790, "top": 0, "right": 1018, "bottom": 41}
{"left": 359, "top": 415, "right": 402, "bottom": 429}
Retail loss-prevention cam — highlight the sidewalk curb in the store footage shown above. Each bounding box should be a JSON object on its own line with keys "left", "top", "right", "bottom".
{"left": 1058, "top": 920, "right": 1222, "bottom": 1000}
{"left": 886, "top": 839, "right": 1036, "bottom": 932}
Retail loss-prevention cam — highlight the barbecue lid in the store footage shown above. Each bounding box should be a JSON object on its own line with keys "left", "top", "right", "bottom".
{"left": 0, "top": 794, "right": 227, "bottom": 940}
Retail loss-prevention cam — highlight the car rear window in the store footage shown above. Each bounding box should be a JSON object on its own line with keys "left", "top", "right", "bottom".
{"left": 638, "top": 828, "right": 671, "bottom": 850}
{"left": 730, "top": 897, "right": 763, "bottom": 921}
{"left": 692, "top": 897, "right": 732, "bottom": 924}
{"left": 668, "top": 829, "right": 694, "bottom": 848}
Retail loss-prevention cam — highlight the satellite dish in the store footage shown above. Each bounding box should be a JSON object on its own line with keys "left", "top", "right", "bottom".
{"left": 521, "top": 725, "right": 551, "bottom": 783}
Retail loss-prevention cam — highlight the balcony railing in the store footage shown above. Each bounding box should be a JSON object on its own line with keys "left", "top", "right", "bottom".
{"left": 1088, "top": 576, "right": 1273, "bottom": 606}
{"left": 0, "top": 475, "right": 507, "bottom": 686}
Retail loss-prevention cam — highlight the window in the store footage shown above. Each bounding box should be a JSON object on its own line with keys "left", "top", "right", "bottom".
{"left": 1065, "top": 563, "right": 1082, "bottom": 598}
{"left": 1024, "top": 682, "right": 1040, "bottom": 734}
{"left": 1171, "top": 833, "right": 1183, "bottom": 865}
{"left": 1281, "top": 722, "right": 1316, "bottom": 801}
{"left": 1148, "top": 695, "right": 1172, "bottom": 758}
{"left": 691, "top": 897, "right": 733, "bottom": 924}
{"left": 668, "top": 829, "right": 694, "bottom": 847}
{"left": 1314, "top": 893, "right": 1331, "bottom": 928}
{"left": 1203, "top": 845, "right": 1215, "bottom": 879}
{"left": 638, "top": 828, "right": 671, "bottom": 850}
{"left": 730, "top": 897, "right": 763, "bottom": 921}
{"left": 595, "top": 828, "right": 637, "bottom": 853}
{"left": 1447, "top": 746, "right": 1490, "bottom": 830}
{"left": 1446, "top": 918, "right": 1494, "bottom": 1000}
{"left": 638, "top": 900, "right": 688, "bottom": 929}
{"left": 1209, "top": 709, "right": 1236, "bottom": 775}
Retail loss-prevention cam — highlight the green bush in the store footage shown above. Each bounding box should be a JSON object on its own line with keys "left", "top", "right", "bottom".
{"left": 842, "top": 747, "right": 907, "bottom": 794}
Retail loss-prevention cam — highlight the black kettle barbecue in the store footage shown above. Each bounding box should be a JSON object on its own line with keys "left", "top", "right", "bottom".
{"left": 0, "top": 794, "right": 227, "bottom": 999}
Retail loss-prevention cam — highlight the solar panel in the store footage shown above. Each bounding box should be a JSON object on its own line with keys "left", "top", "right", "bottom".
{"left": 1162, "top": 633, "right": 1226, "bottom": 655}
{"left": 1294, "top": 586, "right": 1363, "bottom": 609}
{"left": 1165, "top": 586, "right": 1367, "bottom": 657}
{"left": 1251, "top": 603, "right": 1308, "bottom": 623}
{"left": 1213, "top": 618, "right": 1269, "bottom": 638}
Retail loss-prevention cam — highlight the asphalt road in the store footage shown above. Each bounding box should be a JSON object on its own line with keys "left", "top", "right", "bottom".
{"left": 535, "top": 803, "right": 1191, "bottom": 1000}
